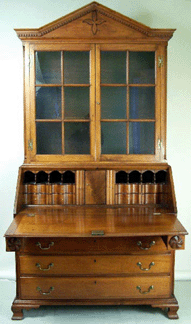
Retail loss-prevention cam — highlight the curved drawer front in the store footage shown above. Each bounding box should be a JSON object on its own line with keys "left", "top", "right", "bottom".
{"left": 20, "top": 276, "right": 171, "bottom": 300}
{"left": 19, "top": 254, "right": 171, "bottom": 275}
{"left": 22, "top": 236, "right": 167, "bottom": 254}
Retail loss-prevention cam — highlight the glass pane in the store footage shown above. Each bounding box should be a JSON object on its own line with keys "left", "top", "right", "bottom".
{"left": 35, "top": 52, "right": 61, "bottom": 84}
{"left": 101, "top": 122, "right": 126, "bottom": 154}
{"left": 36, "top": 87, "right": 61, "bottom": 119}
{"left": 36, "top": 122, "right": 62, "bottom": 154}
{"left": 101, "top": 51, "right": 126, "bottom": 84}
{"left": 129, "top": 122, "right": 155, "bottom": 154}
{"left": 64, "top": 52, "right": 89, "bottom": 84}
{"left": 65, "top": 122, "right": 90, "bottom": 154}
{"left": 129, "top": 87, "right": 155, "bottom": 119}
{"left": 129, "top": 52, "right": 155, "bottom": 84}
{"left": 64, "top": 87, "right": 89, "bottom": 119}
{"left": 101, "top": 87, "right": 126, "bottom": 119}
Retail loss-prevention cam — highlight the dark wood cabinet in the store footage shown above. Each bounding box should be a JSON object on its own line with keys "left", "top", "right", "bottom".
{"left": 4, "top": 2, "right": 187, "bottom": 320}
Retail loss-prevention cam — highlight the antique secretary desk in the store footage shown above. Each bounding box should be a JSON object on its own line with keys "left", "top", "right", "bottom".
{"left": 5, "top": 2, "right": 188, "bottom": 320}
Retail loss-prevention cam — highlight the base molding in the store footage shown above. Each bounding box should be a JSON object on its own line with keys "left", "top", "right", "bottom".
{"left": 11, "top": 295, "right": 179, "bottom": 320}
{"left": 151, "top": 296, "right": 179, "bottom": 319}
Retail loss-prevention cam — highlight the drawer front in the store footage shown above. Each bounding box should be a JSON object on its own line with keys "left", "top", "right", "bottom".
{"left": 20, "top": 276, "right": 171, "bottom": 300}
{"left": 22, "top": 236, "right": 167, "bottom": 254}
{"left": 19, "top": 254, "right": 171, "bottom": 275}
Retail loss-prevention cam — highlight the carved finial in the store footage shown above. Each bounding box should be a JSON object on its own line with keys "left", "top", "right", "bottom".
{"left": 83, "top": 10, "right": 105, "bottom": 35}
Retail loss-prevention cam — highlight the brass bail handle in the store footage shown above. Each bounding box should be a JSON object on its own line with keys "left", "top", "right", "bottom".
{"left": 36, "top": 242, "right": 54, "bottom": 250}
{"left": 137, "top": 240, "right": 155, "bottom": 250}
{"left": 36, "top": 286, "right": 54, "bottom": 295}
{"left": 136, "top": 285, "right": 154, "bottom": 294}
{"left": 36, "top": 262, "right": 54, "bottom": 271}
{"left": 137, "top": 261, "right": 155, "bottom": 271}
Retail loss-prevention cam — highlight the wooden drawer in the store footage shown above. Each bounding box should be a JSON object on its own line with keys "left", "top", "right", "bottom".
{"left": 20, "top": 276, "right": 171, "bottom": 300}
{"left": 22, "top": 236, "right": 167, "bottom": 254}
{"left": 19, "top": 254, "right": 171, "bottom": 275}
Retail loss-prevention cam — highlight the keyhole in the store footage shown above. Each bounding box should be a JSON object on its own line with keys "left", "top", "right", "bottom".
{"left": 94, "top": 259, "right": 96, "bottom": 263}
{"left": 94, "top": 281, "right": 97, "bottom": 284}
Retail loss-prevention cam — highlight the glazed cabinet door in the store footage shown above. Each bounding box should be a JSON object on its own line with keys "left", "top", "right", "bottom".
{"left": 96, "top": 44, "right": 162, "bottom": 163}
{"left": 29, "top": 43, "right": 96, "bottom": 163}
{"left": 25, "top": 43, "right": 164, "bottom": 163}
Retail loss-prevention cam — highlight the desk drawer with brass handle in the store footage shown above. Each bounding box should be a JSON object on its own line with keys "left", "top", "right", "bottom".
{"left": 21, "top": 236, "right": 167, "bottom": 254}
{"left": 19, "top": 254, "right": 171, "bottom": 275}
{"left": 20, "top": 276, "right": 171, "bottom": 300}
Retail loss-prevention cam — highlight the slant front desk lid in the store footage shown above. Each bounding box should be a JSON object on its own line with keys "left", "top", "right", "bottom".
{"left": 5, "top": 206, "right": 187, "bottom": 238}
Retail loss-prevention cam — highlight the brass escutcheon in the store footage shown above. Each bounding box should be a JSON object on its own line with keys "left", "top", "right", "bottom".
{"left": 91, "top": 230, "right": 105, "bottom": 236}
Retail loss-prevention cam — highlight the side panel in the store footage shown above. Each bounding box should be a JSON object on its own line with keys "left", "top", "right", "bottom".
{"left": 14, "top": 167, "right": 24, "bottom": 216}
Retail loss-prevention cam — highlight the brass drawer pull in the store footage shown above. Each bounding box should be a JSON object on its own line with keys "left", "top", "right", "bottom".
{"left": 36, "top": 262, "right": 54, "bottom": 271}
{"left": 36, "top": 242, "right": 54, "bottom": 250}
{"left": 136, "top": 285, "right": 154, "bottom": 294}
{"left": 137, "top": 261, "right": 155, "bottom": 271}
{"left": 137, "top": 240, "right": 155, "bottom": 250}
{"left": 36, "top": 286, "right": 54, "bottom": 295}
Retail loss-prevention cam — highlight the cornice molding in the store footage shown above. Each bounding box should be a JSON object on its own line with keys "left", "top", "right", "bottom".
{"left": 98, "top": 8, "right": 175, "bottom": 39}
{"left": 15, "top": 1, "right": 175, "bottom": 40}
{"left": 15, "top": 3, "right": 97, "bottom": 38}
